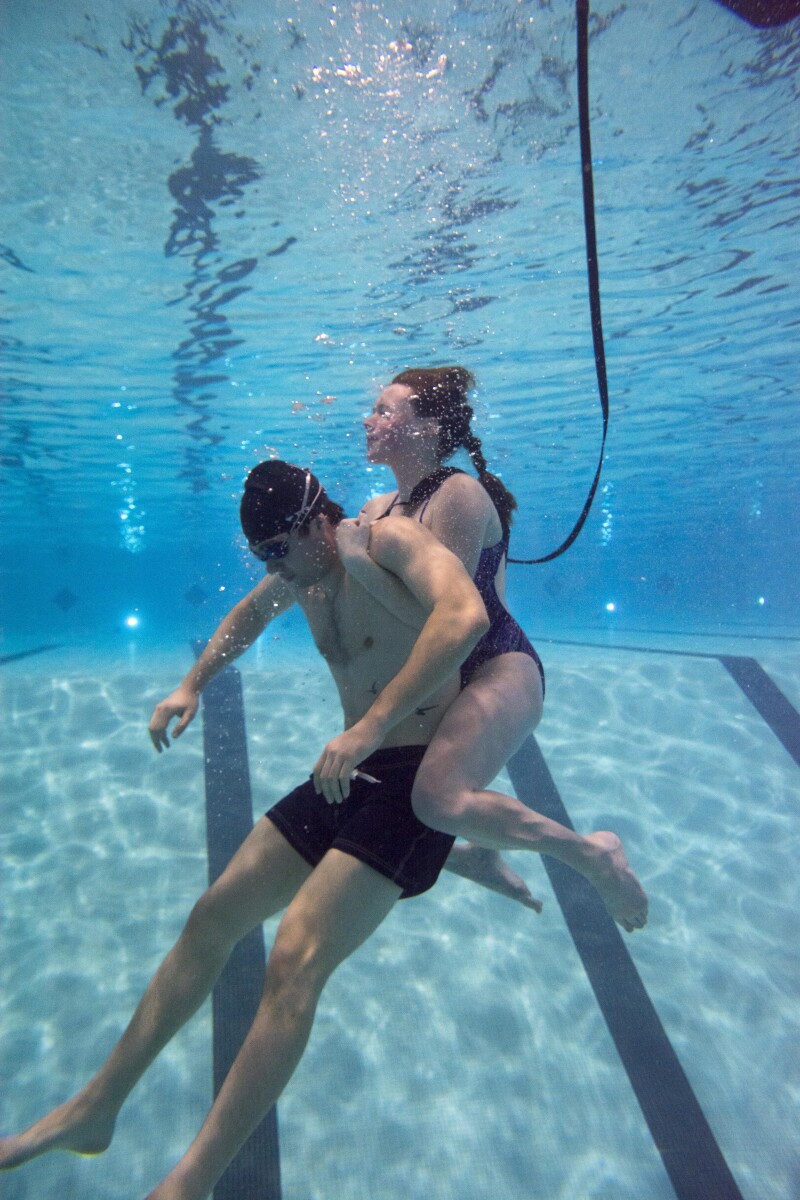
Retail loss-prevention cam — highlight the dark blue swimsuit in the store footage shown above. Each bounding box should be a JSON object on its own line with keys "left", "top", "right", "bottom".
{"left": 380, "top": 472, "right": 545, "bottom": 696}
{"left": 459, "top": 536, "right": 545, "bottom": 693}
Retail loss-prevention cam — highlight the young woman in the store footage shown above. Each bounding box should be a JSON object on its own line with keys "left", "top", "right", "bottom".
{"left": 334, "top": 371, "right": 542, "bottom": 831}
{"left": 328, "top": 365, "right": 646, "bottom": 932}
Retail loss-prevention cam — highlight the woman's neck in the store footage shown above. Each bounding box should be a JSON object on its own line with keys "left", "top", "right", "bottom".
{"left": 390, "top": 451, "right": 442, "bottom": 502}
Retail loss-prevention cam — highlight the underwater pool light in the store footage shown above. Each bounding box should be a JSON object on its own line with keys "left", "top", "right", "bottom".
{"left": 605, "top": 602, "right": 616, "bottom": 613}
{"left": 125, "top": 614, "right": 140, "bottom": 629}
{"left": 758, "top": 596, "right": 766, "bottom": 607}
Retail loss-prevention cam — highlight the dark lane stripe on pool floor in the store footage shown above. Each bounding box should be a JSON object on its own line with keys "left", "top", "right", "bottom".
{"left": 198, "top": 657, "right": 282, "bottom": 1200}
{"left": 507, "top": 735, "right": 746, "bottom": 1200}
{"left": 718, "top": 656, "right": 800, "bottom": 768}
{"left": 544, "top": 640, "right": 800, "bottom": 770}
{"left": 0, "top": 644, "right": 62, "bottom": 666}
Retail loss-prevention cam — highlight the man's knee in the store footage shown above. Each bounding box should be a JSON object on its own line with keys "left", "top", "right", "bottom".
{"left": 184, "top": 884, "right": 246, "bottom": 951}
{"left": 263, "top": 915, "right": 327, "bottom": 1014}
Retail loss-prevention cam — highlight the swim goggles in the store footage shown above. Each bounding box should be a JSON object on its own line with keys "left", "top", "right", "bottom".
{"left": 249, "top": 537, "right": 291, "bottom": 562}
{"left": 249, "top": 470, "right": 323, "bottom": 561}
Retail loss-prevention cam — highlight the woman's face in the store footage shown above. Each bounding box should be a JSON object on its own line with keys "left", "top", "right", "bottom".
{"left": 364, "top": 384, "right": 436, "bottom": 465}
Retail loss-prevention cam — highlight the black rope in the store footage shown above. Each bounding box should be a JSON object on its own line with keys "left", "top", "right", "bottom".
{"left": 509, "top": 0, "right": 609, "bottom": 565}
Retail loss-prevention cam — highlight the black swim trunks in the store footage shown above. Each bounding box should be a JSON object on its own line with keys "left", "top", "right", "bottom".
{"left": 266, "top": 745, "right": 454, "bottom": 899}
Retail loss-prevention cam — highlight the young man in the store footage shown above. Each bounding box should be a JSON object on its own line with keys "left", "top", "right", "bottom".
{"left": 0, "top": 462, "right": 646, "bottom": 1200}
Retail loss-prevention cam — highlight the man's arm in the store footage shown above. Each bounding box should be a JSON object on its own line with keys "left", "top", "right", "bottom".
{"left": 313, "top": 519, "right": 489, "bottom": 799}
{"left": 148, "top": 574, "right": 295, "bottom": 751}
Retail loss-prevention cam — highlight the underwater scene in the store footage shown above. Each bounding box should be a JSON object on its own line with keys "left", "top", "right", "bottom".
{"left": 1, "top": 2, "right": 798, "bottom": 1198}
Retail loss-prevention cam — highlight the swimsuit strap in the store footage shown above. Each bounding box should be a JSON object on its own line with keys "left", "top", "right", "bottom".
{"left": 378, "top": 492, "right": 404, "bottom": 518}
{"left": 408, "top": 467, "right": 510, "bottom": 546}
{"left": 405, "top": 466, "right": 465, "bottom": 516}
{"left": 376, "top": 467, "right": 464, "bottom": 522}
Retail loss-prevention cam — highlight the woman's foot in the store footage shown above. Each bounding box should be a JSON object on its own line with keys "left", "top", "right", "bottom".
{"left": 0, "top": 1093, "right": 116, "bottom": 1170}
{"left": 446, "top": 844, "right": 543, "bottom": 912}
{"left": 582, "top": 832, "right": 648, "bottom": 932}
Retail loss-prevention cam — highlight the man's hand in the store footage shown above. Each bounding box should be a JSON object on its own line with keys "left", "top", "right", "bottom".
{"left": 148, "top": 686, "right": 200, "bottom": 752}
{"left": 313, "top": 720, "right": 385, "bottom": 804}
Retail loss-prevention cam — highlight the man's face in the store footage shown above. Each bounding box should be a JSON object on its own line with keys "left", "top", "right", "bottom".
{"left": 253, "top": 519, "right": 337, "bottom": 587}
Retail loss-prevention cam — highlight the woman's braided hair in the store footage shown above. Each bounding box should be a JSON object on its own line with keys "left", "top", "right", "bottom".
{"left": 391, "top": 366, "right": 517, "bottom": 535}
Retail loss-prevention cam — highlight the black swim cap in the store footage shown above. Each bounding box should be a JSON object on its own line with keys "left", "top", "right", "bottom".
{"left": 240, "top": 461, "right": 324, "bottom": 545}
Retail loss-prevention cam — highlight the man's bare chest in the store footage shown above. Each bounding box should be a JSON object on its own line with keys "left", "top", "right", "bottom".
{"left": 299, "top": 577, "right": 387, "bottom": 667}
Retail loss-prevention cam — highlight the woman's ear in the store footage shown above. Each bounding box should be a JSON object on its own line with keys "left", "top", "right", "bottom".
{"left": 419, "top": 415, "right": 440, "bottom": 440}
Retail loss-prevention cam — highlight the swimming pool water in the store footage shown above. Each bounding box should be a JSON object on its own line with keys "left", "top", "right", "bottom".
{"left": 1, "top": 0, "right": 798, "bottom": 642}
{"left": 1, "top": 1, "right": 798, "bottom": 1197}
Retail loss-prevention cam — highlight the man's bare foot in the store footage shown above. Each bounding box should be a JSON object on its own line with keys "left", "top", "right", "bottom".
{"left": 582, "top": 832, "right": 648, "bottom": 932}
{"left": 145, "top": 1158, "right": 209, "bottom": 1200}
{"left": 145, "top": 1181, "right": 193, "bottom": 1200}
{"left": 446, "top": 844, "right": 543, "bottom": 912}
{"left": 0, "top": 1093, "right": 116, "bottom": 1171}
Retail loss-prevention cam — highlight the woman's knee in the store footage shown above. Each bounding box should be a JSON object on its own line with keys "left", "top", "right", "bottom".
{"left": 411, "top": 768, "right": 464, "bottom": 830}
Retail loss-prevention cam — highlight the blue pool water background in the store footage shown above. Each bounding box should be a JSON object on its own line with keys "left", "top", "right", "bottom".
{"left": 1, "top": 2, "right": 799, "bottom": 1198}
{"left": 2, "top": 0, "right": 798, "bottom": 650}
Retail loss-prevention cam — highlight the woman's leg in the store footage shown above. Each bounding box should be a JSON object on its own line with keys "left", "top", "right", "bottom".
{"left": 413, "top": 654, "right": 647, "bottom": 931}
{"left": 146, "top": 850, "right": 401, "bottom": 1200}
{"left": 439, "top": 652, "right": 544, "bottom": 909}
{"left": 0, "top": 818, "right": 312, "bottom": 1171}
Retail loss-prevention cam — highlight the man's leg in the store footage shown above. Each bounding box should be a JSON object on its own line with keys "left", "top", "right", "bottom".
{"left": 412, "top": 655, "right": 648, "bottom": 932}
{"left": 147, "top": 849, "right": 401, "bottom": 1200}
{"left": 0, "top": 817, "right": 312, "bottom": 1171}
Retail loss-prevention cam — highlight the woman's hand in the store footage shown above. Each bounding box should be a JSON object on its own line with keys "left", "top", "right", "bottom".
{"left": 313, "top": 720, "right": 385, "bottom": 804}
{"left": 335, "top": 516, "right": 372, "bottom": 572}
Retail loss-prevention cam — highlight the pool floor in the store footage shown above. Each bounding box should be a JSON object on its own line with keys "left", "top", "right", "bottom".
{"left": 0, "top": 635, "right": 798, "bottom": 1200}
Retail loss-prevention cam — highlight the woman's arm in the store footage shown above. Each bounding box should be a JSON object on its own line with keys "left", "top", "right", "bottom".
{"left": 337, "top": 475, "right": 495, "bottom": 622}
{"left": 148, "top": 574, "right": 295, "bottom": 751}
{"left": 360, "top": 520, "right": 489, "bottom": 731}
{"left": 313, "top": 520, "right": 490, "bottom": 800}
{"left": 335, "top": 517, "right": 426, "bottom": 628}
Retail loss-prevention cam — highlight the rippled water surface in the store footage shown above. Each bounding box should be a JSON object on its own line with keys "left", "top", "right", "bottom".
{"left": 1, "top": 0, "right": 799, "bottom": 640}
